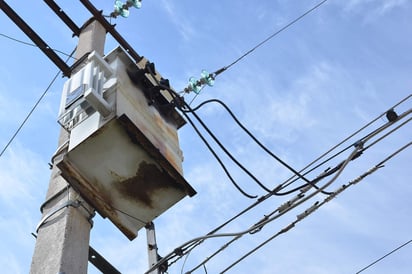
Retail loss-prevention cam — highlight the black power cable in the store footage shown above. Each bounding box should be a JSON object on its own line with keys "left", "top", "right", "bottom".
{"left": 145, "top": 65, "right": 264, "bottom": 198}
{"left": 186, "top": 98, "right": 332, "bottom": 195}
{"left": 184, "top": 104, "right": 273, "bottom": 194}
{"left": 181, "top": 110, "right": 257, "bottom": 199}
{"left": 150, "top": 70, "right": 321, "bottom": 197}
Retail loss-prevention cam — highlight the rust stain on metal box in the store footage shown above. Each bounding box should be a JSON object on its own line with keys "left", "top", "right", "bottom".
{"left": 56, "top": 115, "right": 196, "bottom": 240}
{"left": 114, "top": 161, "right": 182, "bottom": 208}
{"left": 118, "top": 114, "right": 196, "bottom": 196}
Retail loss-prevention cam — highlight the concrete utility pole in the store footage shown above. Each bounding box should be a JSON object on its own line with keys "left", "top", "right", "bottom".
{"left": 30, "top": 19, "right": 106, "bottom": 274}
{"left": 146, "top": 222, "right": 162, "bottom": 274}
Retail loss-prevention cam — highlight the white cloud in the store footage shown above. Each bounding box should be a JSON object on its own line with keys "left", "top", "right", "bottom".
{"left": 0, "top": 252, "right": 23, "bottom": 274}
{"left": 0, "top": 144, "right": 48, "bottom": 208}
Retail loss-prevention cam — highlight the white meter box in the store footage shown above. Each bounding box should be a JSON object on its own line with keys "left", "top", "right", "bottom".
{"left": 55, "top": 47, "right": 196, "bottom": 240}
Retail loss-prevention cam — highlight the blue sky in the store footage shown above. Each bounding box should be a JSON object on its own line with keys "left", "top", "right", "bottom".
{"left": 0, "top": 1, "right": 411, "bottom": 273}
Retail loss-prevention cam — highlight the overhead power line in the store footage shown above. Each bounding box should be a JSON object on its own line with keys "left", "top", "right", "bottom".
{"left": 356, "top": 239, "right": 412, "bottom": 274}
{"left": 0, "top": 47, "right": 76, "bottom": 158}
{"left": 220, "top": 140, "right": 412, "bottom": 273}
{"left": 220, "top": 0, "right": 329, "bottom": 73}
{"left": 184, "top": 0, "right": 329, "bottom": 103}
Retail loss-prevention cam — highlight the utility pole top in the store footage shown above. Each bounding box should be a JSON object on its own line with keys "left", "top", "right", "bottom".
{"left": 76, "top": 18, "right": 106, "bottom": 59}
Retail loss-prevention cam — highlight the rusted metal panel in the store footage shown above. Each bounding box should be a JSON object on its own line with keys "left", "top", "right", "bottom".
{"left": 108, "top": 48, "right": 185, "bottom": 174}
{"left": 56, "top": 116, "right": 196, "bottom": 240}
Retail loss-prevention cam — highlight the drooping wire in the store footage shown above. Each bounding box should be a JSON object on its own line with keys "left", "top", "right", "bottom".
{"left": 183, "top": 106, "right": 274, "bottom": 194}
{"left": 181, "top": 110, "right": 257, "bottom": 198}
{"left": 220, "top": 140, "right": 412, "bottom": 273}
{"left": 356, "top": 239, "right": 412, "bottom": 274}
{"left": 149, "top": 74, "right": 321, "bottom": 196}
{"left": 146, "top": 65, "right": 265, "bottom": 198}
{"left": 183, "top": 97, "right": 411, "bottom": 196}
{"left": 0, "top": 47, "right": 76, "bottom": 158}
{"left": 185, "top": 98, "right": 331, "bottom": 195}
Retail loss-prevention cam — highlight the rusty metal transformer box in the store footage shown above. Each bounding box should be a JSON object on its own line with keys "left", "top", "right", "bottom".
{"left": 55, "top": 47, "right": 196, "bottom": 240}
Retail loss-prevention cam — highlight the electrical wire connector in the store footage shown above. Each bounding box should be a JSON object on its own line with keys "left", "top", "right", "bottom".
{"left": 111, "top": 0, "right": 142, "bottom": 18}
{"left": 279, "top": 223, "right": 295, "bottom": 234}
{"left": 250, "top": 215, "right": 269, "bottom": 234}
{"left": 296, "top": 201, "right": 320, "bottom": 221}
{"left": 278, "top": 193, "right": 304, "bottom": 213}
{"left": 184, "top": 69, "right": 215, "bottom": 94}
{"left": 299, "top": 183, "right": 314, "bottom": 194}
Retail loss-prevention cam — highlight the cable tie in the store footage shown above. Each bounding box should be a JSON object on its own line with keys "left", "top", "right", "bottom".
{"left": 386, "top": 109, "right": 398, "bottom": 122}
{"left": 279, "top": 223, "right": 295, "bottom": 234}
{"left": 174, "top": 247, "right": 184, "bottom": 257}
{"left": 350, "top": 165, "right": 381, "bottom": 185}
{"left": 353, "top": 140, "right": 363, "bottom": 148}
{"left": 296, "top": 201, "right": 320, "bottom": 221}
{"left": 250, "top": 215, "right": 269, "bottom": 234}
{"left": 299, "top": 184, "right": 313, "bottom": 193}
{"left": 324, "top": 185, "right": 346, "bottom": 202}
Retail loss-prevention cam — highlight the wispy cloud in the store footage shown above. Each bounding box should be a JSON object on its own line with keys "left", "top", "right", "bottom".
{"left": 0, "top": 252, "right": 22, "bottom": 274}
{"left": 0, "top": 144, "right": 49, "bottom": 273}
{"left": 343, "top": 0, "right": 408, "bottom": 20}
{"left": 158, "top": 0, "right": 196, "bottom": 41}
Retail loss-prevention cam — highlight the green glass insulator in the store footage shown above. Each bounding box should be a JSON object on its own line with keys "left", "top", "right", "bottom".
{"left": 114, "top": 1, "right": 129, "bottom": 17}
{"left": 189, "top": 77, "right": 202, "bottom": 94}
{"left": 128, "top": 0, "right": 142, "bottom": 8}
{"left": 201, "top": 69, "right": 214, "bottom": 86}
